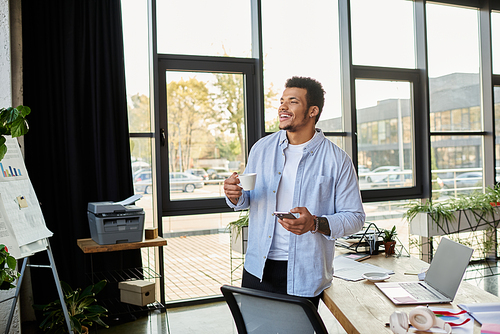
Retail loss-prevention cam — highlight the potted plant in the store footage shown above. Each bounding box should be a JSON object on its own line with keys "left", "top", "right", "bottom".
{"left": 0, "top": 105, "right": 31, "bottom": 160}
{"left": 402, "top": 186, "right": 500, "bottom": 238}
{"left": 382, "top": 226, "right": 397, "bottom": 256}
{"left": 227, "top": 210, "right": 249, "bottom": 254}
{"left": 0, "top": 244, "right": 20, "bottom": 290}
{"left": 34, "top": 280, "right": 109, "bottom": 334}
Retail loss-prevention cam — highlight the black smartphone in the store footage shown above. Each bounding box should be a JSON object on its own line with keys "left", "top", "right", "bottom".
{"left": 274, "top": 211, "right": 297, "bottom": 219}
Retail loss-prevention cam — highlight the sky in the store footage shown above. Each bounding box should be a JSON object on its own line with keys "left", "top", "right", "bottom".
{"left": 121, "top": 0, "right": 500, "bottom": 121}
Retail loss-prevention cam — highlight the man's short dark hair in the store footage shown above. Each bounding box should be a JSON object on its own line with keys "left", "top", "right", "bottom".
{"left": 285, "top": 76, "right": 325, "bottom": 124}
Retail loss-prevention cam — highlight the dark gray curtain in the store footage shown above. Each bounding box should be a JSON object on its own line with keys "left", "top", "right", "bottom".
{"left": 22, "top": 0, "right": 141, "bottom": 311}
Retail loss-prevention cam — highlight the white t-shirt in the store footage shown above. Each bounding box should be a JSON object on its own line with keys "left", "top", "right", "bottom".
{"left": 268, "top": 132, "right": 317, "bottom": 260}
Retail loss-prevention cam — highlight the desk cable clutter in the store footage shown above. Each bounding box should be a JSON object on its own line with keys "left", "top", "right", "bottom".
{"left": 336, "top": 222, "right": 410, "bottom": 257}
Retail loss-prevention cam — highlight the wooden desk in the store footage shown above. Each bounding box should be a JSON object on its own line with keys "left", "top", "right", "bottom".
{"left": 322, "top": 254, "right": 500, "bottom": 334}
{"left": 77, "top": 237, "right": 167, "bottom": 253}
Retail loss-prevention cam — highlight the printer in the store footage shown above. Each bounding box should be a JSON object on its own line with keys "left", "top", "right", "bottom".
{"left": 87, "top": 194, "right": 145, "bottom": 245}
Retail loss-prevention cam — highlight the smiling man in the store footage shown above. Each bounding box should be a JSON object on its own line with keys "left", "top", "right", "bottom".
{"left": 224, "top": 76, "right": 365, "bottom": 307}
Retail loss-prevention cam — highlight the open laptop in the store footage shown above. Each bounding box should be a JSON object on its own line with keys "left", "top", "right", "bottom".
{"left": 375, "top": 238, "right": 473, "bottom": 305}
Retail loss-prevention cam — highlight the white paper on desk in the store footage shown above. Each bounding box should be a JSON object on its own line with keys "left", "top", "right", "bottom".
{"left": 333, "top": 256, "right": 394, "bottom": 281}
{"left": 429, "top": 307, "right": 473, "bottom": 334}
{"left": 458, "top": 303, "right": 500, "bottom": 325}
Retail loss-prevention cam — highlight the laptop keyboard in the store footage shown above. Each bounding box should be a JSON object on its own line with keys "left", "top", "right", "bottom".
{"left": 400, "top": 282, "right": 442, "bottom": 300}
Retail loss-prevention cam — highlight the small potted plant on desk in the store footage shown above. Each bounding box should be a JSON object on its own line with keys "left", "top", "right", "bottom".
{"left": 34, "top": 280, "right": 109, "bottom": 334}
{"left": 382, "top": 226, "right": 397, "bottom": 257}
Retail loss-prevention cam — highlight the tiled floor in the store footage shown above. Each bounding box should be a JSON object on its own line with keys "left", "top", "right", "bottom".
{"left": 162, "top": 233, "right": 240, "bottom": 301}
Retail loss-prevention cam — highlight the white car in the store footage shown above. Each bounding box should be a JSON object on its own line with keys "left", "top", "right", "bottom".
{"left": 365, "top": 166, "right": 401, "bottom": 183}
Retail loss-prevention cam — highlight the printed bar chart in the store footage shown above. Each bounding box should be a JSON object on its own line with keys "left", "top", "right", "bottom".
{"left": 0, "top": 163, "right": 21, "bottom": 178}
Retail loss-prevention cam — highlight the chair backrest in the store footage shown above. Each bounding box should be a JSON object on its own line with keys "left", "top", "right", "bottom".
{"left": 220, "top": 285, "right": 328, "bottom": 334}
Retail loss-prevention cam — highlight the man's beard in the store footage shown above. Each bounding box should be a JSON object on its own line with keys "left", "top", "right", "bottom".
{"left": 279, "top": 109, "right": 309, "bottom": 132}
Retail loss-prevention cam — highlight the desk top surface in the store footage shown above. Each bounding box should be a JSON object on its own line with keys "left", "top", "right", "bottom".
{"left": 322, "top": 252, "right": 500, "bottom": 334}
{"left": 77, "top": 237, "right": 167, "bottom": 253}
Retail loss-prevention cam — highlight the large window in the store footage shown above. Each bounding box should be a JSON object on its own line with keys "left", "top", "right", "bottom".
{"left": 350, "top": 0, "right": 415, "bottom": 69}
{"left": 156, "top": 0, "right": 252, "bottom": 58}
{"left": 492, "top": 11, "right": 500, "bottom": 75}
{"left": 356, "top": 80, "right": 414, "bottom": 191}
{"left": 426, "top": 3, "right": 485, "bottom": 199}
{"left": 261, "top": 0, "right": 343, "bottom": 135}
{"left": 158, "top": 57, "right": 257, "bottom": 216}
{"left": 121, "top": 0, "right": 500, "bottom": 303}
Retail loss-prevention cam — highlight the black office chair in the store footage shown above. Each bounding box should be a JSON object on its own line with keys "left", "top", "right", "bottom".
{"left": 220, "top": 285, "right": 328, "bottom": 334}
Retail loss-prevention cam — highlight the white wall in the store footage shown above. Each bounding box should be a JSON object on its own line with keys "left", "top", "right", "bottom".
{"left": 0, "top": 0, "right": 21, "bottom": 333}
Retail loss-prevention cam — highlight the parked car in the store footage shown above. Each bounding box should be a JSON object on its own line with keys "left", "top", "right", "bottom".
{"left": 207, "top": 167, "right": 233, "bottom": 180}
{"left": 186, "top": 168, "right": 209, "bottom": 181}
{"left": 437, "top": 172, "right": 482, "bottom": 189}
{"left": 365, "top": 166, "right": 401, "bottom": 183}
{"left": 134, "top": 170, "right": 153, "bottom": 194}
{"left": 134, "top": 171, "right": 204, "bottom": 194}
{"left": 169, "top": 172, "right": 204, "bottom": 192}
{"left": 357, "top": 165, "right": 370, "bottom": 179}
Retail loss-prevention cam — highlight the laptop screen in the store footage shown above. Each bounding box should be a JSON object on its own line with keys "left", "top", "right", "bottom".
{"left": 425, "top": 238, "right": 473, "bottom": 299}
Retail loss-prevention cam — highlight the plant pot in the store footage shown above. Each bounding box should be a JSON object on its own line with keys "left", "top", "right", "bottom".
{"left": 230, "top": 225, "right": 248, "bottom": 254}
{"left": 384, "top": 241, "right": 396, "bottom": 255}
{"left": 409, "top": 210, "right": 500, "bottom": 237}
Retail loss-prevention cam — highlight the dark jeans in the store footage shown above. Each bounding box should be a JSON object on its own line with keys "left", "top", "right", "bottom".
{"left": 241, "top": 259, "right": 322, "bottom": 308}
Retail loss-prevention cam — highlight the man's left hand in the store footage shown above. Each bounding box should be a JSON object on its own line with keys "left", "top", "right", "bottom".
{"left": 277, "top": 207, "right": 315, "bottom": 235}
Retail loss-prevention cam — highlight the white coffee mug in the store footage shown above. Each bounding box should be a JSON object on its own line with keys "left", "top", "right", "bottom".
{"left": 238, "top": 173, "right": 257, "bottom": 191}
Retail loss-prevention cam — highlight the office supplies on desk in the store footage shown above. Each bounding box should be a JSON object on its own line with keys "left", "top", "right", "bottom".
{"left": 333, "top": 256, "right": 393, "bottom": 281}
{"left": 458, "top": 303, "right": 500, "bottom": 325}
{"left": 336, "top": 222, "right": 383, "bottom": 253}
{"left": 336, "top": 252, "right": 371, "bottom": 262}
{"left": 87, "top": 194, "right": 145, "bottom": 245}
{"left": 375, "top": 238, "right": 473, "bottom": 305}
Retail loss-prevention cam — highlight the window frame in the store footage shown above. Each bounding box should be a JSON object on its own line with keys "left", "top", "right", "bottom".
{"left": 157, "top": 54, "right": 262, "bottom": 216}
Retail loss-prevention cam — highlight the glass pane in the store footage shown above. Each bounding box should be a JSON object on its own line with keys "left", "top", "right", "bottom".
{"left": 156, "top": 0, "right": 252, "bottom": 58}
{"left": 162, "top": 211, "right": 241, "bottom": 301}
{"left": 431, "top": 135, "right": 483, "bottom": 199}
{"left": 356, "top": 80, "right": 414, "bottom": 190}
{"left": 492, "top": 12, "right": 500, "bottom": 75}
{"left": 495, "top": 86, "right": 500, "bottom": 182}
{"left": 326, "top": 136, "right": 344, "bottom": 150}
{"left": 262, "top": 0, "right": 342, "bottom": 132}
{"left": 130, "top": 137, "right": 154, "bottom": 220}
{"left": 122, "top": 0, "right": 151, "bottom": 132}
{"left": 166, "top": 71, "right": 246, "bottom": 200}
{"left": 427, "top": 4, "right": 481, "bottom": 132}
{"left": 351, "top": 0, "right": 415, "bottom": 68}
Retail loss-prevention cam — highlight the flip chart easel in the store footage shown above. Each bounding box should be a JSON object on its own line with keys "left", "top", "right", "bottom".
{"left": 0, "top": 137, "right": 69, "bottom": 333}
{"left": 2, "top": 238, "right": 73, "bottom": 334}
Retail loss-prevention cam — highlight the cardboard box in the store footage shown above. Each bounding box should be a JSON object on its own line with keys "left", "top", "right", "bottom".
{"left": 145, "top": 227, "right": 158, "bottom": 239}
{"left": 118, "top": 280, "right": 155, "bottom": 306}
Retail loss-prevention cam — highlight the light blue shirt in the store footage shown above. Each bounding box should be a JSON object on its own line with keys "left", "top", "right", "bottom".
{"left": 226, "top": 129, "right": 365, "bottom": 297}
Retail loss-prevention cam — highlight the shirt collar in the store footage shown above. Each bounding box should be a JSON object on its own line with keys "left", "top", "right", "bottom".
{"left": 278, "top": 129, "right": 325, "bottom": 155}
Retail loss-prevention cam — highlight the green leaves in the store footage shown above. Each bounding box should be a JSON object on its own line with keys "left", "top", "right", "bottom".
{"left": 0, "top": 244, "right": 20, "bottom": 290}
{"left": 35, "top": 280, "right": 109, "bottom": 333}
{"left": 0, "top": 105, "right": 31, "bottom": 161}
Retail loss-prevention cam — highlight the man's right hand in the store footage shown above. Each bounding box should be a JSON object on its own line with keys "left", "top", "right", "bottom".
{"left": 224, "top": 172, "right": 243, "bottom": 205}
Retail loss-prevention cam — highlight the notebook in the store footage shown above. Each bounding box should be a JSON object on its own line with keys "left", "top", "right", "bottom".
{"left": 375, "top": 238, "right": 473, "bottom": 305}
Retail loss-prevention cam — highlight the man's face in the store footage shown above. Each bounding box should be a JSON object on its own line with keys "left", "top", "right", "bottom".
{"left": 278, "top": 87, "right": 311, "bottom": 132}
